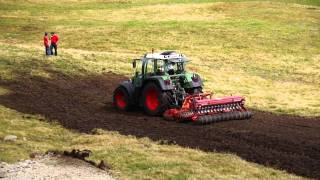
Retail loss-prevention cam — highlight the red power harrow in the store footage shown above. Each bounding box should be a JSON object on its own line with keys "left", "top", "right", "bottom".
{"left": 164, "top": 93, "right": 252, "bottom": 124}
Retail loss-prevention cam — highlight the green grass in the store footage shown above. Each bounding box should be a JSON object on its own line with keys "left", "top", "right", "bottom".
{"left": 0, "top": 0, "right": 319, "bottom": 179}
{"left": 1, "top": 0, "right": 318, "bottom": 116}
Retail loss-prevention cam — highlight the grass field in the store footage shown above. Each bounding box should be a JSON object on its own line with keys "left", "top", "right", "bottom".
{"left": 0, "top": 0, "right": 319, "bottom": 179}
{"left": 1, "top": 0, "right": 319, "bottom": 116}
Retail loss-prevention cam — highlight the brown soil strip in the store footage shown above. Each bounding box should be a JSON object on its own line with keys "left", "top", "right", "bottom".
{"left": 0, "top": 71, "right": 319, "bottom": 178}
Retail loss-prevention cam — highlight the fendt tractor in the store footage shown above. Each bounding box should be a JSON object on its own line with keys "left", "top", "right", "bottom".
{"left": 113, "top": 51, "right": 252, "bottom": 124}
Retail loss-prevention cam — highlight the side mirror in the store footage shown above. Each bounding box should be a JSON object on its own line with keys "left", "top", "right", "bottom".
{"left": 132, "top": 60, "right": 136, "bottom": 68}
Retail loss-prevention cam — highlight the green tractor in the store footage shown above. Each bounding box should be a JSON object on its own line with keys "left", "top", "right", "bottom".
{"left": 113, "top": 51, "right": 202, "bottom": 115}
{"left": 113, "top": 51, "right": 251, "bottom": 124}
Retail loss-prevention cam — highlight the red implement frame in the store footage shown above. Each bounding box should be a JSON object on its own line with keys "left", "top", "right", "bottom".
{"left": 164, "top": 93, "right": 249, "bottom": 122}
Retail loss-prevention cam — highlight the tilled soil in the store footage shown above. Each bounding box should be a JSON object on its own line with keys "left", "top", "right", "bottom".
{"left": 0, "top": 71, "right": 319, "bottom": 178}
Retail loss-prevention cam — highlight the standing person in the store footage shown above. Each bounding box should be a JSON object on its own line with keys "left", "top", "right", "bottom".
{"left": 50, "top": 32, "right": 59, "bottom": 56}
{"left": 43, "top": 32, "right": 50, "bottom": 55}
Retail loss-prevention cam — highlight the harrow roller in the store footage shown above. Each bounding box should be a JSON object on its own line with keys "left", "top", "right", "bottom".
{"left": 194, "top": 111, "right": 252, "bottom": 125}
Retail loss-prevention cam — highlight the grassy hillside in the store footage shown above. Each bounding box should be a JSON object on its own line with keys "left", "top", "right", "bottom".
{"left": 0, "top": 0, "right": 319, "bottom": 179}
{"left": 0, "top": 0, "right": 319, "bottom": 116}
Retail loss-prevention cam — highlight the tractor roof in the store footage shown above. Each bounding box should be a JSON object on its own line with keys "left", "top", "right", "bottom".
{"left": 143, "top": 51, "right": 188, "bottom": 62}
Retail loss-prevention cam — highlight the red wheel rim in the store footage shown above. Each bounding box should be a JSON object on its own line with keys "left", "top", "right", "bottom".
{"left": 115, "top": 90, "right": 126, "bottom": 109}
{"left": 145, "top": 88, "right": 159, "bottom": 111}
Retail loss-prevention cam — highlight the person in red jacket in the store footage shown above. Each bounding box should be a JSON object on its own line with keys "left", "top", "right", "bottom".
{"left": 50, "top": 32, "right": 59, "bottom": 56}
{"left": 43, "top": 32, "right": 50, "bottom": 55}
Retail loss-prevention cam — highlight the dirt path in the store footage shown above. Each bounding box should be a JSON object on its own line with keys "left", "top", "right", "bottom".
{"left": 0, "top": 154, "right": 114, "bottom": 180}
{"left": 0, "top": 71, "right": 319, "bottom": 178}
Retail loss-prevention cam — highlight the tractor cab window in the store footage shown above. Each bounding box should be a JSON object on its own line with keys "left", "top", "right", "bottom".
{"left": 156, "top": 60, "right": 165, "bottom": 75}
{"left": 134, "top": 59, "right": 142, "bottom": 74}
{"left": 145, "top": 59, "right": 156, "bottom": 76}
{"left": 132, "top": 59, "right": 143, "bottom": 86}
{"left": 166, "top": 61, "right": 185, "bottom": 75}
{"left": 176, "top": 62, "right": 185, "bottom": 73}
{"left": 145, "top": 59, "right": 166, "bottom": 76}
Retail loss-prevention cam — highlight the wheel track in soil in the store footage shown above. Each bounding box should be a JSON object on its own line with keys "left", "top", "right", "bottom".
{"left": 0, "top": 71, "right": 319, "bottom": 179}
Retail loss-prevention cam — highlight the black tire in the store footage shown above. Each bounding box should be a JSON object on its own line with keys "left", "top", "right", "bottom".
{"left": 141, "top": 82, "right": 173, "bottom": 116}
{"left": 113, "top": 86, "right": 132, "bottom": 111}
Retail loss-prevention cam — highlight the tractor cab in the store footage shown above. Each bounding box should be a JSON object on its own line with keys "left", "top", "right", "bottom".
{"left": 132, "top": 51, "right": 187, "bottom": 78}
{"left": 131, "top": 51, "right": 202, "bottom": 93}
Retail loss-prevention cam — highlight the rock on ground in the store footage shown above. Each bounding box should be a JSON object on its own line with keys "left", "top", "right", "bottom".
{"left": 0, "top": 154, "right": 114, "bottom": 180}
{"left": 3, "top": 135, "right": 17, "bottom": 142}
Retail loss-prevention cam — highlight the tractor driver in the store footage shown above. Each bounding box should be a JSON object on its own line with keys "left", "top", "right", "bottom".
{"left": 167, "top": 62, "right": 175, "bottom": 75}
{"left": 156, "top": 65, "right": 164, "bottom": 75}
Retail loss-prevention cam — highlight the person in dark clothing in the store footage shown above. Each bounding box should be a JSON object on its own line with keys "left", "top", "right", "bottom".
{"left": 50, "top": 32, "right": 59, "bottom": 56}
{"left": 43, "top": 32, "right": 50, "bottom": 55}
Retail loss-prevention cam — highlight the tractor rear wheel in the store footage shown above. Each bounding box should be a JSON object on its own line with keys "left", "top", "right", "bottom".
{"left": 113, "top": 86, "right": 132, "bottom": 111}
{"left": 141, "top": 82, "right": 172, "bottom": 116}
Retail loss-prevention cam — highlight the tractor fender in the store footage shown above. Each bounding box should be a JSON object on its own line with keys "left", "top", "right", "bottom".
{"left": 188, "top": 74, "right": 203, "bottom": 88}
{"left": 118, "top": 81, "right": 135, "bottom": 104}
{"left": 143, "top": 77, "right": 174, "bottom": 91}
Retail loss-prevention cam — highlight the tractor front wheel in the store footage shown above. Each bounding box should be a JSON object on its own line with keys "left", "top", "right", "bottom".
{"left": 113, "top": 86, "right": 131, "bottom": 111}
{"left": 141, "top": 82, "right": 172, "bottom": 116}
